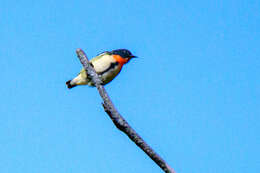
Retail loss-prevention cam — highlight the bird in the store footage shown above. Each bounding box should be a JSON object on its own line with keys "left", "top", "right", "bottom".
{"left": 66, "top": 49, "right": 136, "bottom": 89}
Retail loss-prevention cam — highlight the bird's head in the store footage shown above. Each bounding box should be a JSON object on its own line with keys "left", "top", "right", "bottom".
{"left": 110, "top": 49, "right": 137, "bottom": 65}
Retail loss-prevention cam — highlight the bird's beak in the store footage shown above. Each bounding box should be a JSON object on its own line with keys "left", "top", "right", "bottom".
{"left": 131, "top": 55, "right": 137, "bottom": 58}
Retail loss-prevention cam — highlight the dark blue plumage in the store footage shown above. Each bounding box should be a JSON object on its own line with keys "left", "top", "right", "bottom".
{"left": 111, "top": 49, "right": 136, "bottom": 58}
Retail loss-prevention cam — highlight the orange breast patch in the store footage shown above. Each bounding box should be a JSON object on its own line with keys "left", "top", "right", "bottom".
{"left": 112, "top": 55, "right": 128, "bottom": 66}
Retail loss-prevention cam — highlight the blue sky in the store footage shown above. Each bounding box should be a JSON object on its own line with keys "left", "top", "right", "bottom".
{"left": 0, "top": 0, "right": 259, "bottom": 172}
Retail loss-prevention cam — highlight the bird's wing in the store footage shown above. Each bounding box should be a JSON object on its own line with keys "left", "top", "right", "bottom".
{"left": 90, "top": 52, "right": 117, "bottom": 74}
{"left": 90, "top": 51, "right": 109, "bottom": 62}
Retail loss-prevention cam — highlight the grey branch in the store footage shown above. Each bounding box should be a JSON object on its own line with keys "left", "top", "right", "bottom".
{"left": 76, "top": 48, "right": 175, "bottom": 173}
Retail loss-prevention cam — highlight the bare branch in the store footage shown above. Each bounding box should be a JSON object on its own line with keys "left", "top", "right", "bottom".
{"left": 76, "top": 48, "right": 175, "bottom": 173}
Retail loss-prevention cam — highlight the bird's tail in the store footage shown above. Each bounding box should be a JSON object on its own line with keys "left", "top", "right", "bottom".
{"left": 66, "top": 70, "right": 88, "bottom": 89}
{"left": 66, "top": 80, "right": 77, "bottom": 89}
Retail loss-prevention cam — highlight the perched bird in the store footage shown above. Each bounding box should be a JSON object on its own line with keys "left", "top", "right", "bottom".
{"left": 66, "top": 49, "right": 136, "bottom": 89}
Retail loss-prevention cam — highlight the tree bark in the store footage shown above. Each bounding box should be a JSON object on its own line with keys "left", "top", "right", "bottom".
{"left": 76, "top": 48, "right": 175, "bottom": 173}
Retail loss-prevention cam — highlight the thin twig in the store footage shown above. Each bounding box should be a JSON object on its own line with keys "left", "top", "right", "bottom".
{"left": 76, "top": 48, "right": 175, "bottom": 173}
